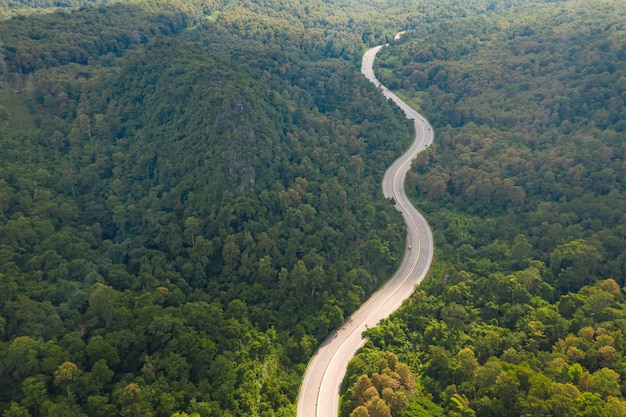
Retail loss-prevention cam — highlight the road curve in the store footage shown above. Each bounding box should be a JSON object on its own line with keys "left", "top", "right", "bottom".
{"left": 296, "top": 44, "right": 435, "bottom": 417}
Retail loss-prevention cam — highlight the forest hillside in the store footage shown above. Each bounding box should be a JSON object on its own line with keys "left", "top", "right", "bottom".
{"left": 0, "top": 1, "right": 416, "bottom": 416}
{"left": 342, "top": 1, "right": 626, "bottom": 416}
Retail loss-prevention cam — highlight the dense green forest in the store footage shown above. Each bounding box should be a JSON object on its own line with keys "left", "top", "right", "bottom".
{"left": 342, "top": 0, "right": 626, "bottom": 416}
{"left": 0, "top": 0, "right": 422, "bottom": 416}
{"left": 0, "top": 1, "right": 416, "bottom": 415}
{"left": 2, "top": 0, "right": 624, "bottom": 416}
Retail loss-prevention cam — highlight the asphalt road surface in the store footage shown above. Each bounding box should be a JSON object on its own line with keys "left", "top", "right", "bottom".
{"left": 296, "top": 44, "right": 435, "bottom": 417}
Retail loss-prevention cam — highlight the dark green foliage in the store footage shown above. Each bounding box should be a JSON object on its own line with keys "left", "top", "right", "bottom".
{"left": 0, "top": 3, "right": 189, "bottom": 73}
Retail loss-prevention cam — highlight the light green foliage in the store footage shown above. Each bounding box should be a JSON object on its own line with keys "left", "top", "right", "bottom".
{"left": 342, "top": 351, "right": 423, "bottom": 417}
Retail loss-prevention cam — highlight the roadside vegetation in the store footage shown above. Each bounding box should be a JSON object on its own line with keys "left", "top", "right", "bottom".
{"left": 342, "top": 1, "right": 626, "bottom": 416}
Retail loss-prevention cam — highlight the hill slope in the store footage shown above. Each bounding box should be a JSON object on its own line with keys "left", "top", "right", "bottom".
{"left": 342, "top": 1, "right": 626, "bottom": 416}
{"left": 0, "top": 2, "right": 415, "bottom": 416}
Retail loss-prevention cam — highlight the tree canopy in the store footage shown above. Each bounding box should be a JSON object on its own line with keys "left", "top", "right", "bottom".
{"left": 343, "top": 1, "right": 626, "bottom": 416}
{"left": 0, "top": 1, "right": 416, "bottom": 415}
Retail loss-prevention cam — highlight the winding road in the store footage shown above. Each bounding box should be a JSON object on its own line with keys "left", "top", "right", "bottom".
{"left": 296, "top": 44, "right": 435, "bottom": 417}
